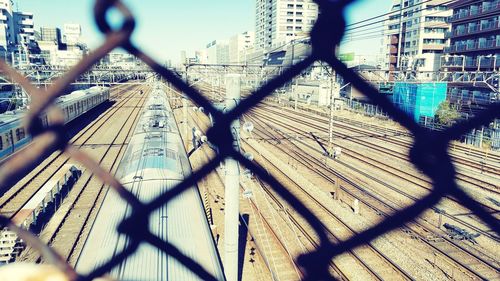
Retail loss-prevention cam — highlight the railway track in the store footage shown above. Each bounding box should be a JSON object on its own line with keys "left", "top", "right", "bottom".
{"left": 188, "top": 104, "right": 411, "bottom": 280}
{"left": 267, "top": 104, "right": 500, "bottom": 180}
{"left": 244, "top": 141, "right": 414, "bottom": 281}
{"left": 251, "top": 107, "right": 499, "bottom": 197}
{"left": 7, "top": 85, "right": 148, "bottom": 262}
{"left": 246, "top": 113, "right": 500, "bottom": 280}
{"left": 49, "top": 86, "right": 149, "bottom": 264}
{"left": 267, "top": 101, "right": 500, "bottom": 169}
{"left": 0, "top": 84, "right": 138, "bottom": 217}
{"left": 188, "top": 108, "right": 303, "bottom": 281}
{"left": 247, "top": 111, "right": 500, "bottom": 243}
{"left": 305, "top": 114, "right": 500, "bottom": 189}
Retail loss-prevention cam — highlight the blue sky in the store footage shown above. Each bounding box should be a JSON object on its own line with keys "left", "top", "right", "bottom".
{"left": 19, "top": 0, "right": 393, "bottom": 63}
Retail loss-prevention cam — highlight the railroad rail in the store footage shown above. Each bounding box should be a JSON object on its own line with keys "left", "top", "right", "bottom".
{"left": 4, "top": 85, "right": 148, "bottom": 263}
{"left": 187, "top": 106, "right": 303, "bottom": 281}
{"left": 246, "top": 113, "right": 499, "bottom": 280}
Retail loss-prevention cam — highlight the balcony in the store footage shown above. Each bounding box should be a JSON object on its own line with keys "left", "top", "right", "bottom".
{"left": 447, "top": 39, "right": 500, "bottom": 53}
{"left": 20, "top": 28, "right": 34, "bottom": 34}
{"left": 449, "top": 1, "right": 500, "bottom": 22}
{"left": 422, "top": 44, "right": 444, "bottom": 51}
{"left": 20, "top": 19, "right": 34, "bottom": 26}
{"left": 390, "top": 35, "right": 398, "bottom": 45}
{"left": 442, "top": 58, "right": 478, "bottom": 69}
{"left": 389, "top": 56, "right": 397, "bottom": 64}
{"left": 389, "top": 45, "right": 398, "bottom": 54}
{"left": 445, "top": 21, "right": 499, "bottom": 38}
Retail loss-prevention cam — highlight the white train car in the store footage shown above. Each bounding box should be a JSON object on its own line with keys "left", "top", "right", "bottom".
{"left": 75, "top": 83, "right": 224, "bottom": 280}
{"left": 0, "top": 86, "right": 110, "bottom": 162}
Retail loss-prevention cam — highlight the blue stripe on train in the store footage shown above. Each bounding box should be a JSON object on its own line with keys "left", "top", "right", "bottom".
{"left": 0, "top": 136, "right": 32, "bottom": 161}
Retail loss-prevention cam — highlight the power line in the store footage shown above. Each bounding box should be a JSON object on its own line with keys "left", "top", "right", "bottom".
{"left": 342, "top": 18, "right": 451, "bottom": 43}
{"left": 342, "top": 3, "right": 494, "bottom": 45}
{"left": 345, "top": 0, "right": 461, "bottom": 33}
{"left": 346, "top": 0, "right": 435, "bottom": 27}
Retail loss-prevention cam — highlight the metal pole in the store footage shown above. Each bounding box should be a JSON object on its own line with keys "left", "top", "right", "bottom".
{"left": 294, "top": 79, "right": 298, "bottom": 110}
{"left": 479, "top": 126, "right": 484, "bottom": 148}
{"left": 183, "top": 66, "right": 189, "bottom": 146}
{"left": 396, "top": 0, "right": 404, "bottom": 69}
{"left": 224, "top": 74, "right": 241, "bottom": 281}
{"left": 329, "top": 69, "right": 336, "bottom": 154}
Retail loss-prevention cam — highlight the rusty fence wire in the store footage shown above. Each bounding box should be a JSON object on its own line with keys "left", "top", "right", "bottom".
{"left": 0, "top": 0, "right": 498, "bottom": 280}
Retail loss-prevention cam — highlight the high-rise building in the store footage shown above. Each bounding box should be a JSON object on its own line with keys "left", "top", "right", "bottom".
{"left": 38, "top": 27, "right": 62, "bottom": 64}
{"left": 40, "top": 27, "right": 62, "bottom": 43}
{"left": 13, "top": 12, "right": 35, "bottom": 47}
{"left": 195, "top": 49, "right": 208, "bottom": 64}
{"left": 383, "top": 0, "right": 451, "bottom": 80}
{"left": 229, "top": 31, "right": 255, "bottom": 64}
{"left": 63, "top": 23, "right": 82, "bottom": 45}
{"left": 0, "top": 0, "right": 15, "bottom": 54}
{"left": 441, "top": 0, "right": 500, "bottom": 114}
{"left": 443, "top": 0, "right": 499, "bottom": 71}
{"left": 206, "top": 40, "right": 229, "bottom": 64}
{"left": 180, "top": 50, "right": 187, "bottom": 65}
{"left": 0, "top": 1, "right": 36, "bottom": 56}
{"left": 255, "top": 0, "right": 318, "bottom": 51}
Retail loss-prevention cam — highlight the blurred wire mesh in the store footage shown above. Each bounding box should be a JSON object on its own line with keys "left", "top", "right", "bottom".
{"left": 0, "top": 0, "right": 498, "bottom": 280}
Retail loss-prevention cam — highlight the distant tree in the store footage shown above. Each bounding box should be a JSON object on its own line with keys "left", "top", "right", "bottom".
{"left": 435, "top": 100, "right": 461, "bottom": 126}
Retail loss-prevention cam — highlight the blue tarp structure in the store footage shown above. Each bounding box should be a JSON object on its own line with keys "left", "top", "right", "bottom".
{"left": 392, "top": 82, "right": 448, "bottom": 122}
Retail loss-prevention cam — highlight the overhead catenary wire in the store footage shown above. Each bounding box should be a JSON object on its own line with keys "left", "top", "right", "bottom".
{"left": 341, "top": 0, "right": 488, "bottom": 44}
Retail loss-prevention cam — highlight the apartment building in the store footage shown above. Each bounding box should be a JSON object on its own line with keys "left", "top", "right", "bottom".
{"left": 0, "top": 0, "right": 36, "bottom": 56}
{"left": 0, "top": 0, "right": 15, "bottom": 54}
{"left": 206, "top": 40, "right": 229, "bottom": 64}
{"left": 441, "top": 0, "right": 500, "bottom": 114}
{"left": 384, "top": 0, "right": 451, "bottom": 80}
{"left": 443, "top": 0, "right": 499, "bottom": 71}
{"left": 13, "top": 12, "right": 35, "bottom": 47}
{"left": 255, "top": 0, "right": 318, "bottom": 51}
{"left": 229, "top": 31, "right": 255, "bottom": 64}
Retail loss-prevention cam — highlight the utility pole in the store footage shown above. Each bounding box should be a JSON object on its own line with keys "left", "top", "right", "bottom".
{"left": 224, "top": 74, "right": 241, "bottom": 281}
{"left": 396, "top": 0, "right": 404, "bottom": 69}
{"left": 294, "top": 79, "right": 298, "bottom": 110}
{"left": 183, "top": 66, "right": 189, "bottom": 147}
{"left": 328, "top": 67, "right": 336, "bottom": 155}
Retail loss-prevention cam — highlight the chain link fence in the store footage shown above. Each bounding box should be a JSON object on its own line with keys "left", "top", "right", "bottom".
{"left": 0, "top": 0, "right": 498, "bottom": 280}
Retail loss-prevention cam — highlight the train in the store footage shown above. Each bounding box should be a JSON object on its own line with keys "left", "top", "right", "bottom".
{"left": 75, "top": 83, "right": 225, "bottom": 280}
{"left": 0, "top": 86, "right": 110, "bottom": 162}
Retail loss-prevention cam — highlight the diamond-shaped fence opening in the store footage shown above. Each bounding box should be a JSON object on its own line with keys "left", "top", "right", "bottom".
{"left": 0, "top": 0, "right": 498, "bottom": 280}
